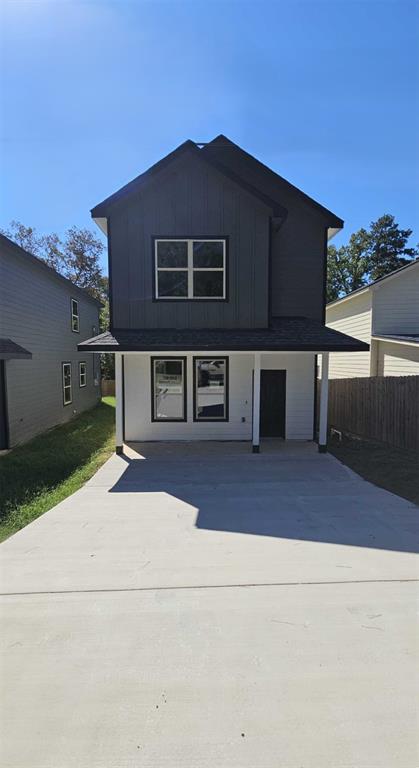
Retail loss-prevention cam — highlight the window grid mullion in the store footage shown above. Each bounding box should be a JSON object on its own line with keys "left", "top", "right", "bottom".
{"left": 188, "top": 241, "right": 193, "bottom": 298}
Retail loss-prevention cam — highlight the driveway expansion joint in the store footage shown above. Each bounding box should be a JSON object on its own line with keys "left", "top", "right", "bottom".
{"left": 2, "top": 577, "right": 418, "bottom": 597}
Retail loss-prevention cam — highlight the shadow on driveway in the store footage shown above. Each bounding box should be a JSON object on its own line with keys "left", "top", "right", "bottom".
{"left": 109, "top": 442, "right": 419, "bottom": 555}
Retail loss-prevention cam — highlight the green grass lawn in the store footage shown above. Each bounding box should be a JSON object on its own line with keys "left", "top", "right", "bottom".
{"left": 0, "top": 397, "right": 115, "bottom": 542}
{"left": 328, "top": 432, "right": 419, "bottom": 506}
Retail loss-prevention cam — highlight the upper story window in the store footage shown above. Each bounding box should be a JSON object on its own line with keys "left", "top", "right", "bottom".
{"left": 71, "top": 298, "right": 79, "bottom": 332}
{"left": 154, "top": 238, "right": 226, "bottom": 300}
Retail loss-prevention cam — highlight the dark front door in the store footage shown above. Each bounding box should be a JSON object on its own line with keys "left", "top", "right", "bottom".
{"left": 0, "top": 361, "right": 8, "bottom": 450}
{"left": 260, "top": 370, "right": 286, "bottom": 438}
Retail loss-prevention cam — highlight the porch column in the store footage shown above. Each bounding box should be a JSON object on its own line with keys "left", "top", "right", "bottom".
{"left": 318, "top": 351, "right": 329, "bottom": 453}
{"left": 115, "top": 352, "right": 123, "bottom": 454}
{"left": 252, "top": 352, "right": 261, "bottom": 453}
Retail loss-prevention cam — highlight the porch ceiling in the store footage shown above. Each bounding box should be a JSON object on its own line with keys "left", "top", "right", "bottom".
{"left": 78, "top": 316, "right": 369, "bottom": 354}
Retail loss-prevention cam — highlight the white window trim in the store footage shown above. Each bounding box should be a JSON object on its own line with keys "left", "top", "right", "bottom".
{"left": 71, "top": 298, "right": 79, "bottom": 333}
{"left": 62, "top": 363, "right": 72, "bottom": 405}
{"left": 155, "top": 239, "right": 226, "bottom": 300}
{"left": 79, "top": 361, "right": 87, "bottom": 388}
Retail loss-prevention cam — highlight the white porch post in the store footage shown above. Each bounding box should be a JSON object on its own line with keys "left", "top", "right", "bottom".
{"left": 318, "top": 351, "right": 329, "bottom": 452}
{"left": 252, "top": 352, "right": 261, "bottom": 453}
{"left": 115, "top": 352, "right": 124, "bottom": 454}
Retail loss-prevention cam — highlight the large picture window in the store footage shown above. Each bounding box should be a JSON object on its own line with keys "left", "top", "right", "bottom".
{"left": 151, "top": 358, "right": 187, "bottom": 421}
{"left": 62, "top": 362, "right": 72, "bottom": 405}
{"left": 154, "top": 239, "right": 226, "bottom": 299}
{"left": 193, "top": 358, "right": 228, "bottom": 421}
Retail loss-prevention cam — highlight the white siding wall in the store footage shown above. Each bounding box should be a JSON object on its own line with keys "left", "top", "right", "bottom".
{"left": 377, "top": 341, "right": 419, "bottom": 376}
{"left": 124, "top": 352, "right": 315, "bottom": 442}
{"left": 372, "top": 263, "right": 419, "bottom": 335}
{"left": 325, "top": 292, "right": 372, "bottom": 378}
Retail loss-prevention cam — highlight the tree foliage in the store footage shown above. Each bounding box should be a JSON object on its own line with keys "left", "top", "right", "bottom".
{"left": 327, "top": 214, "right": 418, "bottom": 302}
{"left": 1, "top": 220, "right": 107, "bottom": 303}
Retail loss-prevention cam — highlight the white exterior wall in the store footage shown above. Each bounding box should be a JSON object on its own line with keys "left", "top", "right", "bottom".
{"left": 325, "top": 292, "right": 372, "bottom": 378}
{"left": 123, "top": 352, "right": 315, "bottom": 442}
{"left": 377, "top": 341, "right": 419, "bottom": 376}
{"left": 372, "top": 263, "right": 419, "bottom": 336}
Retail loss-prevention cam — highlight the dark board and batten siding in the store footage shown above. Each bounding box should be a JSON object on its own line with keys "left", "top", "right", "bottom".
{"left": 108, "top": 153, "right": 271, "bottom": 330}
{"left": 203, "top": 140, "right": 331, "bottom": 323}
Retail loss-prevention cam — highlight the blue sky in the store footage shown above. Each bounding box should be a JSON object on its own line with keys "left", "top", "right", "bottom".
{"left": 1, "top": 0, "right": 418, "bottom": 272}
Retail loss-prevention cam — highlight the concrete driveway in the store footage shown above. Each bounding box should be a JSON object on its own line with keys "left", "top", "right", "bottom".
{"left": 1, "top": 441, "right": 418, "bottom": 767}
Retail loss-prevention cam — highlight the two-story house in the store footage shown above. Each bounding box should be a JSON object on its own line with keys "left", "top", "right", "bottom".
{"left": 0, "top": 234, "right": 101, "bottom": 449}
{"left": 79, "top": 135, "right": 367, "bottom": 453}
{"left": 326, "top": 258, "right": 419, "bottom": 378}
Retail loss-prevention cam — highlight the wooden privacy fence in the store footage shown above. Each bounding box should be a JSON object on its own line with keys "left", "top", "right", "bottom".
{"left": 323, "top": 376, "right": 419, "bottom": 452}
{"left": 101, "top": 379, "right": 115, "bottom": 397}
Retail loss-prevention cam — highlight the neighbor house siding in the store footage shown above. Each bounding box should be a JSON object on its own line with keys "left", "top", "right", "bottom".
{"left": 377, "top": 341, "right": 419, "bottom": 376}
{"left": 123, "top": 352, "right": 315, "bottom": 442}
{"left": 372, "top": 264, "right": 419, "bottom": 336}
{"left": 108, "top": 153, "right": 271, "bottom": 331}
{"left": 325, "top": 292, "right": 372, "bottom": 378}
{"left": 0, "top": 243, "right": 100, "bottom": 446}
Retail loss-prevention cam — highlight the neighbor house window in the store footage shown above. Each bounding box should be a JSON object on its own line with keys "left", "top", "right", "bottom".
{"left": 193, "top": 358, "right": 228, "bottom": 421}
{"left": 62, "top": 363, "right": 72, "bottom": 405}
{"left": 79, "top": 361, "right": 87, "bottom": 387}
{"left": 151, "top": 358, "right": 186, "bottom": 421}
{"left": 154, "top": 239, "right": 226, "bottom": 299}
{"left": 71, "top": 299, "right": 79, "bottom": 332}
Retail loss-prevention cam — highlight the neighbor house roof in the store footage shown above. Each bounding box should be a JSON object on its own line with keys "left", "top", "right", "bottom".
{"left": 0, "top": 234, "right": 103, "bottom": 307}
{"left": 91, "top": 135, "right": 343, "bottom": 230}
{"left": 0, "top": 338, "right": 32, "bottom": 360}
{"left": 78, "top": 316, "right": 369, "bottom": 353}
{"left": 327, "top": 258, "right": 419, "bottom": 309}
{"left": 371, "top": 333, "right": 419, "bottom": 346}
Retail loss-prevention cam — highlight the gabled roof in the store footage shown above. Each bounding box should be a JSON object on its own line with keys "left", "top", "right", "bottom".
{"left": 91, "top": 139, "right": 287, "bottom": 220}
{"left": 91, "top": 134, "right": 342, "bottom": 229}
{"left": 0, "top": 338, "right": 32, "bottom": 360}
{"left": 78, "top": 316, "right": 369, "bottom": 353}
{"left": 0, "top": 234, "right": 103, "bottom": 307}
{"left": 202, "top": 135, "right": 344, "bottom": 230}
{"left": 327, "top": 257, "right": 419, "bottom": 309}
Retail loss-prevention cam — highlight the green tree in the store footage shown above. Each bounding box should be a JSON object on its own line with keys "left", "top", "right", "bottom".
{"left": 367, "top": 214, "right": 417, "bottom": 281}
{"left": 327, "top": 214, "right": 418, "bottom": 301}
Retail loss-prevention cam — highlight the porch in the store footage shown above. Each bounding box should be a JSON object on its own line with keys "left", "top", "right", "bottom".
{"left": 114, "top": 350, "right": 331, "bottom": 453}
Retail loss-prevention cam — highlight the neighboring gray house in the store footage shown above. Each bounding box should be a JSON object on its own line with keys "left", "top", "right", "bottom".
{"left": 0, "top": 234, "right": 101, "bottom": 449}
{"left": 79, "top": 134, "right": 367, "bottom": 453}
{"left": 326, "top": 258, "right": 419, "bottom": 378}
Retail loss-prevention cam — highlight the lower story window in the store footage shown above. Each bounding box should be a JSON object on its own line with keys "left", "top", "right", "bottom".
{"left": 194, "top": 358, "right": 228, "bottom": 421}
{"left": 79, "top": 361, "right": 87, "bottom": 387}
{"left": 151, "top": 357, "right": 186, "bottom": 421}
{"left": 62, "top": 362, "right": 72, "bottom": 405}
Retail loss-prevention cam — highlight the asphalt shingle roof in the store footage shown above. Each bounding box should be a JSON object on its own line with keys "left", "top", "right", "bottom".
{"left": 0, "top": 338, "right": 32, "bottom": 359}
{"left": 78, "top": 317, "right": 369, "bottom": 353}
